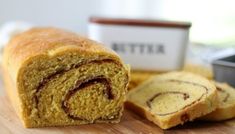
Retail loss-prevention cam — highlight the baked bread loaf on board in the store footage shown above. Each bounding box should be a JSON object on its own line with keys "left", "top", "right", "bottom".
{"left": 201, "top": 82, "right": 235, "bottom": 121}
{"left": 2, "top": 27, "right": 129, "bottom": 128}
{"left": 126, "top": 72, "right": 217, "bottom": 129}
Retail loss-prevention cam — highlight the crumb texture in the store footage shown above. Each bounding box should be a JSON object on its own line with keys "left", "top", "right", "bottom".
{"left": 3, "top": 27, "right": 129, "bottom": 128}
{"left": 127, "top": 72, "right": 217, "bottom": 129}
{"left": 201, "top": 82, "right": 235, "bottom": 121}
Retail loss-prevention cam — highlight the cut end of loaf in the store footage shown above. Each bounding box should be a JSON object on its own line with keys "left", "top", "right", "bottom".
{"left": 3, "top": 27, "right": 129, "bottom": 128}
{"left": 18, "top": 51, "right": 129, "bottom": 128}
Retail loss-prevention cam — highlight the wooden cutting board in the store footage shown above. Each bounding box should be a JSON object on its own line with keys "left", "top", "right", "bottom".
{"left": 1, "top": 80, "right": 235, "bottom": 133}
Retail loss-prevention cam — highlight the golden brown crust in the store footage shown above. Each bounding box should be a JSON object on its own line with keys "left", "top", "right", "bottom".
{"left": 3, "top": 27, "right": 129, "bottom": 127}
{"left": 3, "top": 27, "right": 120, "bottom": 82}
{"left": 1, "top": 66, "right": 23, "bottom": 123}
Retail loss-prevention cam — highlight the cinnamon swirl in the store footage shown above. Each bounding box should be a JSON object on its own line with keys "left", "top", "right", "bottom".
{"left": 2, "top": 27, "right": 129, "bottom": 127}
{"left": 126, "top": 72, "right": 217, "bottom": 129}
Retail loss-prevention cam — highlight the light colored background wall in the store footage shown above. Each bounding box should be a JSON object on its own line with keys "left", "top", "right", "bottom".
{"left": 0, "top": 0, "right": 102, "bottom": 35}
{"left": 0, "top": 0, "right": 234, "bottom": 45}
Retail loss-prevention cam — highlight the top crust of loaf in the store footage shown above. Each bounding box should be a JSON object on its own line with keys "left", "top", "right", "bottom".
{"left": 3, "top": 27, "right": 121, "bottom": 83}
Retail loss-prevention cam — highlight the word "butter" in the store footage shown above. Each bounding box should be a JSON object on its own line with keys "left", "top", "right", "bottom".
{"left": 111, "top": 42, "right": 165, "bottom": 54}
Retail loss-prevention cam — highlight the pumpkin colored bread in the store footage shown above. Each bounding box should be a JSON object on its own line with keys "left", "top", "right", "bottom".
{"left": 2, "top": 27, "right": 129, "bottom": 128}
{"left": 201, "top": 82, "right": 235, "bottom": 121}
{"left": 126, "top": 72, "right": 217, "bottom": 129}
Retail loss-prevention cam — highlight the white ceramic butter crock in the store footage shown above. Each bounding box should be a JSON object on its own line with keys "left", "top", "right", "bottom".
{"left": 88, "top": 17, "right": 191, "bottom": 71}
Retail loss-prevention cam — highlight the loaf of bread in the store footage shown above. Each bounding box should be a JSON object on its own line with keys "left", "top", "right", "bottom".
{"left": 126, "top": 72, "right": 217, "bottom": 129}
{"left": 200, "top": 82, "right": 235, "bottom": 121}
{"left": 2, "top": 27, "right": 129, "bottom": 128}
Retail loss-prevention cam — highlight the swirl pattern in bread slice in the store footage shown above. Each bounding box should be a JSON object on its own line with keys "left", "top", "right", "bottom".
{"left": 126, "top": 72, "right": 217, "bottom": 129}
{"left": 3, "top": 27, "right": 129, "bottom": 127}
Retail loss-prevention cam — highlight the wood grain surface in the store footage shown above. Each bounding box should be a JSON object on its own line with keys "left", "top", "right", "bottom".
{"left": 1, "top": 76, "right": 235, "bottom": 134}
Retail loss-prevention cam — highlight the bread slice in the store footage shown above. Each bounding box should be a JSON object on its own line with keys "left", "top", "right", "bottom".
{"left": 2, "top": 27, "right": 129, "bottom": 128}
{"left": 126, "top": 72, "right": 217, "bottom": 129}
{"left": 200, "top": 82, "right": 235, "bottom": 121}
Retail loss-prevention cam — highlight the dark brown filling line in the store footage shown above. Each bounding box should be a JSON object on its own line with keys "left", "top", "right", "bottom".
{"left": 34, "top": 58, "right": 127, "bottom": 120}
{"left": 61, "top": 75, "right": 113, "bottom": 120}
{"left": 216, "top": 86, "right": 230, "bottom": 102}
{"left": 146, "top": 79, "right": 209, "bottom": 116}
{"left": 146, "top": 91, "right": 189, "bottom": 108}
